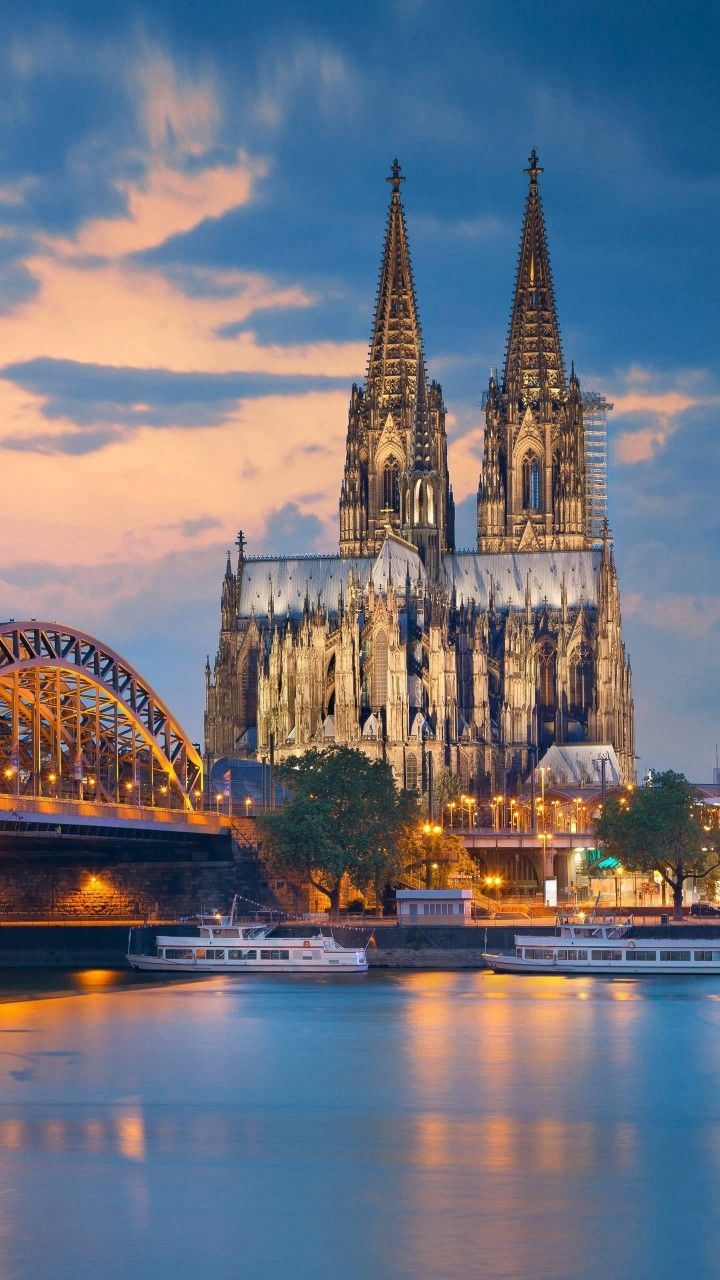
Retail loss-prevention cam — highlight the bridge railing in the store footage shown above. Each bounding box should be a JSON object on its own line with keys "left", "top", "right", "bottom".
{"left": 0, "top": 792, "right": 225, "bottom": 829}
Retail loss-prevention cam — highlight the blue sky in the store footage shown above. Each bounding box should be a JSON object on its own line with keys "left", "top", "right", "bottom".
{"left": 0, "top": 0, "right": 716, "bottom": 778}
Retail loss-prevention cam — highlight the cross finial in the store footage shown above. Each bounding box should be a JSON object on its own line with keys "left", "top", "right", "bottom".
{"left": 387, "top": 158, "right": 404, "bottom": 194}
{"left": 235, "top": 530, "right": 246, "bottom": 558}
{"left": 524, "top": 148, "right": 543, "bottom": 184}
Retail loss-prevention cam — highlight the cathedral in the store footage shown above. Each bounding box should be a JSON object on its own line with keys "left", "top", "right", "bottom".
{"left": 204, "top": 152, "right": 635, "bottom": 798}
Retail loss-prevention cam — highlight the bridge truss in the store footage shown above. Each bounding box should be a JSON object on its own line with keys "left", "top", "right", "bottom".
{"left": 0, "top": 621, "right": 202, "bottom": 811}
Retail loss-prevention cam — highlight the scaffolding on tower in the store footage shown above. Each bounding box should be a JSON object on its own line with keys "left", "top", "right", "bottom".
{"left": 581, "top": 392, "right": 612, "bottom": 542}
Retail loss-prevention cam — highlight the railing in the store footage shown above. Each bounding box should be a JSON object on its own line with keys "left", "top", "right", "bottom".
{"left": 0, "top": 792, "right": 225, "bottom": 829}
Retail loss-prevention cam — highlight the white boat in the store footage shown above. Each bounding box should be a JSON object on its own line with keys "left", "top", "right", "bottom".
{"left": 127, "top": 900, "right": 369, "bottom": 974}
{"left": 483, "top": 915, "right": 720, "bottom": 975}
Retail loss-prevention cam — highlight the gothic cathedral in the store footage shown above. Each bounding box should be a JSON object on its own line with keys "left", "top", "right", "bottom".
{"left": 205, "top": 153, "right": 635, "bottom": 795}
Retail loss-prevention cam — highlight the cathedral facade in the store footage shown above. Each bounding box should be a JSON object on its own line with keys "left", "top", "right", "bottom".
{"left": 205, "top": 153, "right": 635, "bottom": 796}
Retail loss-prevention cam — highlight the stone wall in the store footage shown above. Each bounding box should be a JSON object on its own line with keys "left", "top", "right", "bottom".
{"left": 0, "top": 856, "right": 273, "bottom": 921}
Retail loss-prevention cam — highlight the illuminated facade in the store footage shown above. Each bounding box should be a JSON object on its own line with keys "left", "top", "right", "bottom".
{"left": 205, "top": 155, "right": 635, "bottom": 795}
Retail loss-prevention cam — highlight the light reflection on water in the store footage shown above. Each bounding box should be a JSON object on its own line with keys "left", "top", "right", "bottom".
{"left": 1, "top": 970, "right": 720, "bottom": 1280}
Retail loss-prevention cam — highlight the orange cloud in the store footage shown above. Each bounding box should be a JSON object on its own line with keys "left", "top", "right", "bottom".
{"left": 52, "top": 154, "right": 265, "bottom": 258}
{"left": 0, "top": 385, "right": 348, "bottom": 568}
{"left": 624, "top": 591, "right": 720, "bottom": 638}
{"left": 447, "top": 418, "right": 483, "bottom": 504}
{"left": 615, "top": 426, "right": 673, "bottom": 464}
{"left": 608, "top": 369, "right": 719, "bottom": 466}
{"left": 134, "top": 51, "right": 221, "bottom": 157}
{"left": 0, "top": 254, "right": 365, "bottom": 376}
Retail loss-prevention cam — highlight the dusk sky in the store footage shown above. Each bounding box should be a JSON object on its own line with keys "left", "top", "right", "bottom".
{"left": 0, "top": 0, "right": 716, "bottom": 779}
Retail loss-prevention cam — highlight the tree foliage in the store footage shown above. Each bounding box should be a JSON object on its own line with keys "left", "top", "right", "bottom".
{"left": 258, "top": 746, "right": 416, "bottom": 910}
{"left": 431, "top": 768, "right": 463, "bottom": 820}
{"left": 595, "top": 770, "right": 719, "bottom": 918}
{"left": 397, "top": 824, "right": 480, "bottom": 890}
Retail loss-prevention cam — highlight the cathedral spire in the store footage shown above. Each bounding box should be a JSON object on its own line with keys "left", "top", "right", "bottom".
{"left": 504, "top": 149, "right": 565, "bottom": 400}
{"left": 366, "top": 159, "right": 425, "bottom": 412}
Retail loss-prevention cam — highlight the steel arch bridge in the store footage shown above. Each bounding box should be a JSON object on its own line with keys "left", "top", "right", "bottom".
{"left": 0, "top": 621, "right": 202, "bottom": 811}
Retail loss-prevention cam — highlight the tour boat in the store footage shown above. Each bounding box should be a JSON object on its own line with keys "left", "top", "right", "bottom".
{"left": 127, "top": 901, "right": 369, "bottom": 974}
{"left": 482, "top": 915, "right": 720, "bottom": 975}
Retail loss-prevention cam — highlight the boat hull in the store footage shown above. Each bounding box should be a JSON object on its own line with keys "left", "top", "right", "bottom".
{"left": 483, "top": 953, "right": 720, "bottom": 976}
{"left": 127, "top": 953, "right": 368, "bottom": 974}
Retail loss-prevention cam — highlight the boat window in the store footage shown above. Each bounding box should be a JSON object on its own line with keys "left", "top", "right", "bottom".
{"left": 694, "top": 951, "right": 714, "bottom": 961}
{"left": 516, "top": 947, "right": 524, "bottom": 957}
{"left": 590, "top": 950, "right": 622, "bottom": 960}
{"left": 659, "top": 951, "right": 691, "bottom": 961}
{"left": 164, "top": 948, "right": 194, "bottom": 959}
{"left": 630, "top": 951, "right": 657, "bottom": 961}
{"left": 260, "top": 949, "right": 290, "bottom": 960}
{"left": 525, "top": 948, "right": 555, "bottom": 960}
{"left": 199, "top": 949, "right": 225, "bottom": 959}
{"left": 228, "top": 949, "right": 257, "bottom": 960}
{"left": 575, "top": 949, "right": 588, "bottom": 960}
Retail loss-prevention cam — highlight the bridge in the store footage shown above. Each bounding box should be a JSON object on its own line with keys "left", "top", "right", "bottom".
{"left": 459, "top": 826, "right": 597, "bottom": 888}
{"left": 0, "top": 620, "right": 203, "bottom": 813}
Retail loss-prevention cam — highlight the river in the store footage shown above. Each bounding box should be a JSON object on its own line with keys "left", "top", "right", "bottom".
{"left": 1, "top": 968, "right": 719, "bottom": 1280}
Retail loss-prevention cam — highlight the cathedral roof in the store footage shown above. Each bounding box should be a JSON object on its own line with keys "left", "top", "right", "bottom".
{"left": 504, "top": 150, "right": 565, "bottom": 399}
{"left": 445, "top": 549, "right": 600, "bottom": 609}
{"left": 370, "top": 532, "right": 426, "bottom": 591}
{"left": 532, "top": 744, "right": 621, "bottom": 789}
{"left": 237, "top": 547, "right": 600, "bottom": 619}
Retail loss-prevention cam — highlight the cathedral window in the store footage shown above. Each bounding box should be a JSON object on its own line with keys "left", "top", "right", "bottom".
{"left": 405, "top": 753, "right": 418, "bottom": 791}
{"left": 371, "top": 630, "right": 388, "bottom": 707}
{"left": 537, "top": 641, "right": 556, "bottom": 707}
{"left": 570, "top": 646, "right": 593, "bottom": 710}
{"left": 522, "top": 455, "right": 541, "bottom": 510}
{"left": 382, "top": 459, "right": 401, "bottom": 513}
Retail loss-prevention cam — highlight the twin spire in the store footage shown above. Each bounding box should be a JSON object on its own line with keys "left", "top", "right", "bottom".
{"left": 504, "top": 148, "right": 565, "bottom": 399}
{"left": 366, "top": 159, "right": 426, "bottom": 417}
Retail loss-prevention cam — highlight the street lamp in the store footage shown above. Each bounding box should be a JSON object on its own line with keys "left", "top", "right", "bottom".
{"left": 421, "top": 821, "right": 442, "bottom": 887}
{"left": 215, "top": 791, "right": 224, "bottom": 814}
{"left": 447, "top": 800, "right": 456, "bottom": 829}
{"left": 245, "top": 795, "right": 252, "bottom": 817}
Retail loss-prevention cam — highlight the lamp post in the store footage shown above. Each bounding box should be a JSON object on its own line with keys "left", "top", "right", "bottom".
{"left": 422, "top": 821, "right": 442, "bottom": 888}
{"left": 447, "top": 800, "right": 456, "bottom": 829}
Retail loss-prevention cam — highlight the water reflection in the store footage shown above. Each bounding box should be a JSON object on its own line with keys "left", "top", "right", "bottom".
{"left": 2, "top": 972, "right": 720, "bottom": 1280}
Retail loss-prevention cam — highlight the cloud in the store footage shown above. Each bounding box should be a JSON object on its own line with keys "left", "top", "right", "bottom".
{"left": 446, "top": 406, "right": 484, "bottom": 502}
{"left": 624, "top": 591, "right": 720, "bottom": 639}
{"left": 51, "top": 153, "right": 265, "bottom": 259}
{"left": 165, "top": 516, "right": 223, "bottom": 539}
{"left": 0, "top": 387, "right": 348, "bottom": 568}
{"left": 262, "top": 503, "right": 329, "bottom": 555}
{"left": 413, "top": 213, "right": 511, "bottom": 241}
{"left": 0, "top": 253, "right": 362, "bottom": 376}
{"left": 133, "top": 50, "right": 221, "bottom": 159}
{"left": 608, "top": 366, "right": 719, "bottom": 465}
{"left": 254, "top": 40, "right": 360, "bottom": 131}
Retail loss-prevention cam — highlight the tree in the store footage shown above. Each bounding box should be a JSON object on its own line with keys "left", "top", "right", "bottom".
{"left": 397, "top": 822, "right": 480, "bottom": 890}
{"left": 431, "top": 768, "right": 463, "bottom": 823}
{"left": 595, "top": 770, "right": 719, "bottom": 919}
{"left": 258, "top": 746, "right": 414, "bottom": 912}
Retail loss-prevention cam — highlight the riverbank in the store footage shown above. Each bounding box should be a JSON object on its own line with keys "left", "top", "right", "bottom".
{"left": 3, "top": 921, "right": 720, "bottom": 969}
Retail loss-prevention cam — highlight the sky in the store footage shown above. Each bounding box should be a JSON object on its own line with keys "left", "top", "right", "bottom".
{"left": 0, "top": 0, "right": 717, "bottom": 780}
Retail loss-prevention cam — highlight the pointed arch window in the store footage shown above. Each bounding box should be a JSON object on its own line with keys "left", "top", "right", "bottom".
{"left": 570, "top": 646, "right": 593, "bottom": 711}
{"left": 382, "top": 459, "right": 401, "bottom": 513}
{"left": 522, "top": 455, "right": 541, "bottom": 511}
{"left": 371, "top": 630, "right": 388, "bottom": 708}
{"left": 537, "top": 640, "right": 556, "bottom": 708}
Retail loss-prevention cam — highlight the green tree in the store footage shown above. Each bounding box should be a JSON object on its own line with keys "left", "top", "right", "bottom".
{"left": 398, "top": 822, "right": 479, "bottom": 890}
{"left": 595, "top": 770, "right": 719, "bottom": 919}
{"left": 258, "top": 746, "right": 413, "bottom": 912}
{"left": 432, "top": 768, "right": 463, "bottom": 823}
